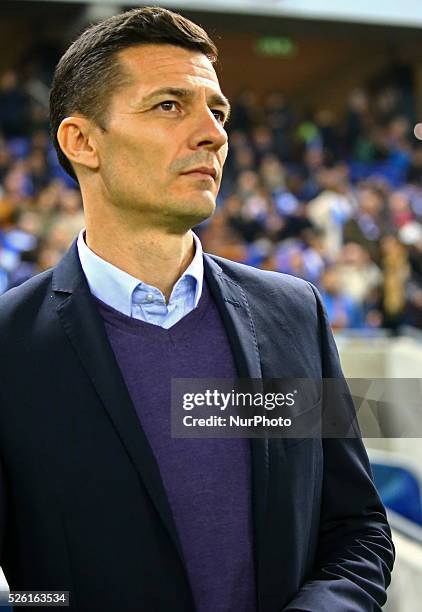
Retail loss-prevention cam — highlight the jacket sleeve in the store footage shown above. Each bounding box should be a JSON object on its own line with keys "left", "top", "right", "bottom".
{"left": 283, "top": 283, "right": 395, "bottom": 611}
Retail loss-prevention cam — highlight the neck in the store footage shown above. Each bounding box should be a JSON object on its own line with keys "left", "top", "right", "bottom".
{"left": 84, "top": 222, "right": 196, "bottom": 303}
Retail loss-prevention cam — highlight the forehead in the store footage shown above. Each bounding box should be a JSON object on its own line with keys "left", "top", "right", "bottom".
{"left": 116, "top": 44, "right": 221, "bottom": 93}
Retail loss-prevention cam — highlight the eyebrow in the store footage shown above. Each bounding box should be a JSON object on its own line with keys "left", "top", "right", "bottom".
{"left": 138, "top": 86, "right": 231, "bottom": 121}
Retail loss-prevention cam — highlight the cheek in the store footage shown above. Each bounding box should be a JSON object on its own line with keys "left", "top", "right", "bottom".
{"left": 112, "top": 145, "right": 156, "bottom": 184}
{"left": 127, "top": 140, "right": 168, "bottom": 176}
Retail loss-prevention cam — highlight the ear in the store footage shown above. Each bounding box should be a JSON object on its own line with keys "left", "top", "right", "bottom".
{"left": 57, "top": 116, "right": 100, "bottom": 174}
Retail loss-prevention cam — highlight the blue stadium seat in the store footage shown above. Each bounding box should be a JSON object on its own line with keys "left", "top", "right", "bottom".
{"left": 371, "top": 460, "right": 422, "bottom": 526}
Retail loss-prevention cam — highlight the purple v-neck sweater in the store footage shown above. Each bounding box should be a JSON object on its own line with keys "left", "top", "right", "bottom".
{"left": 96, "top": 281, "right": 257, "bottom": 612}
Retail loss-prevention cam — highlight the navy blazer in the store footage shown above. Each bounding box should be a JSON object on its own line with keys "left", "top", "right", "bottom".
{"left": 0, "top": 241, "right": 394, "bottom": 611}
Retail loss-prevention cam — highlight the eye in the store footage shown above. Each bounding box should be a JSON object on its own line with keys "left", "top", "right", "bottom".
{"left": 157, "top": 100, "right": 179, "bottom": 112}
{"left": 212, "top": 109, "right": 227, "bottom": 124}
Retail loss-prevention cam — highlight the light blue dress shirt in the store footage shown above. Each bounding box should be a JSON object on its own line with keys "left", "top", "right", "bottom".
{"left": 76, "top": 230, "right": 204, "bottom": 329}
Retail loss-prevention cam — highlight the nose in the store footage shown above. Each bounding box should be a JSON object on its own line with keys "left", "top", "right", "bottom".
{"left": 187, "top": 104, "right": 228, "bottom": 152}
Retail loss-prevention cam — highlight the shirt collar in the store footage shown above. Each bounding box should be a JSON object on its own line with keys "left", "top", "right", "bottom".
{"left": 76, "top": 229, "right": 204, "bottom": 316}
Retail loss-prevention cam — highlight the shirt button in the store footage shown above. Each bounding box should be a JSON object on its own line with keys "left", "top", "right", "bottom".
{"left": 146, "top": 293, "right": 154, "bottom": 303}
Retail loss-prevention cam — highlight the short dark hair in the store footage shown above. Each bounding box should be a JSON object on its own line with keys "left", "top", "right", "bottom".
{"left": 49, "top": 6, "right": 218, "bottom": 181}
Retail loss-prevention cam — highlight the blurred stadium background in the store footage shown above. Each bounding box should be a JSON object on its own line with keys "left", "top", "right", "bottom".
{"left": 1, "top": 1, "right": 422, "bottom": 609}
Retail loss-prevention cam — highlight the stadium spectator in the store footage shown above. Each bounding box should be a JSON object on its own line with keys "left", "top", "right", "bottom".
{"left": 319, "top": 264, "right": 364, "bottom": 329}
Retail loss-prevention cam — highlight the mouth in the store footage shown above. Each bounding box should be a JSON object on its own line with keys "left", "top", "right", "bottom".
{"left": 181, "top": 166, "right": 217, "bottom": 181}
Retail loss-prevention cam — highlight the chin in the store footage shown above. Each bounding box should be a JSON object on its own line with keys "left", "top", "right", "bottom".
{"left": 175, "top": 196, "right": 216, "bottom": 224}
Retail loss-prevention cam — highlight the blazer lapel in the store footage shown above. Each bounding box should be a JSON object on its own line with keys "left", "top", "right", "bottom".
{"left": 51, "top": 242, "right": 185, "bottom": 564}
{"left": 203, "top": 254, "right": 269, "bottom": 590}
{"left": 203, "top": 254, "right": 261, "bottom": 378}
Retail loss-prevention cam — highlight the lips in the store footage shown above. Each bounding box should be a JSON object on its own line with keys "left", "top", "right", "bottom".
{"left": 181, "top": 166, "right": 217, "bottom": 180}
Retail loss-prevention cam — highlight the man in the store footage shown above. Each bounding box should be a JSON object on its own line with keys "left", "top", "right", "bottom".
{"left": 0, "top": 7, "right": 394, "bottom": 612}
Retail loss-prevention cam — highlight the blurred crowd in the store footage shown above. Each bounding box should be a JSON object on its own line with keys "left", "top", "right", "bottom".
{"left": 1, "top": 65, "right": 422, "bottom": 332}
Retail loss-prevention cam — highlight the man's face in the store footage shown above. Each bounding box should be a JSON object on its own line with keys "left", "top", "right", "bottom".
{"left": 93, "top": 44, "right": 230, "bottom": 230}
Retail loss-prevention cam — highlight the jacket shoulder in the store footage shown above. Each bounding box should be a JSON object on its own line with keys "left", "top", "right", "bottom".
{"left": 207, "top": 253, "right": 316, "bottom": 301}
{"left": 0, "top": 269, "right": 54, "bottom": 327}
{"left": 206, "top": 253, "right": 324, "bottom": 340}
